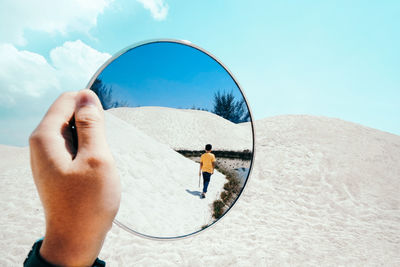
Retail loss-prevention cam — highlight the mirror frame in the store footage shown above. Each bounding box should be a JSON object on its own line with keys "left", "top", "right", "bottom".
{"left": 86, "top": 39, "right": 256, "bottom": 240}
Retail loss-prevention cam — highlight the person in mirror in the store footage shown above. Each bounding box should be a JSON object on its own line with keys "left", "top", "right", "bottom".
{"left": 199, "top": 144, "right": 216, "bottom": 199}
{"left": 24, "top": 90, "right": 121, "bottom": 267}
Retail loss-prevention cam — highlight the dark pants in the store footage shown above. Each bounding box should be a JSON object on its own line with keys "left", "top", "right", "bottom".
{"left": 202, "top": 172, "right": 212, "bottom": 193}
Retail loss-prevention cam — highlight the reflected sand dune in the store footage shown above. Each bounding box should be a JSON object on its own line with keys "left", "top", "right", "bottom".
{"left": 105, "top": 106, "right": 252, "bottom": 237}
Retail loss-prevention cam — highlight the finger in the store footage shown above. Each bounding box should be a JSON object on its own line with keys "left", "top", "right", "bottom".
{"left": 74, "top": 89, "right": 108, "bottom": 157}
{"left": 35, "top": 91, "right": 78, "bottom": 134}
{"left": 30, "top": 91, "right": 78, "bottom": 168}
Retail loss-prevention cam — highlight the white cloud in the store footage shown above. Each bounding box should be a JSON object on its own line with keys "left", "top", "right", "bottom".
{"left": 50, "top": 40, "right": 111, "bottom": 91}
{"left": 0, "top": 0, "right": 113, "bottom": 45}
{"left": 0, "top": 40, "right": 111, "bottom": 146}
{"left": 137, "top": 0, "right": 168, "bottom": 20}
{"left": 0, "top": 44, "right": 60, "bottom": 106}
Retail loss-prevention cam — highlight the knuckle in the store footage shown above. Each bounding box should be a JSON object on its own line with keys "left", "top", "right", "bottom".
{"left": 29, "top": 130, "right": 46, "bottom": 148}
{"left": 75, "top": 110, "right": 102, "bottom": 129}
{"left": 85, "top": 154, "right": 113, "bottom": 169}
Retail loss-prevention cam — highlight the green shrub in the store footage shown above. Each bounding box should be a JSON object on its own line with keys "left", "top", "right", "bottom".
{"left": 223, "top": 178, "right": 239, "bottom": 193}
{"left": 213, "top": 200, "right": 225, "bottom": 219}
{"left": 220, "top": 191, "right": 231, "bottom": 204}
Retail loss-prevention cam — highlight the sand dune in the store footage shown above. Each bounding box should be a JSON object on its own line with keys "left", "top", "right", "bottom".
{"left": 104, "top": 112, "right": 226, "bottom": 237}
{"left": 101, "top": 115, "right": 400, "bottom": 265}
{"left": 1, "top": 115, "right": 399, "bottom": 265}
{"left": 0, "top": 145, "right": 28, "bottom": 170}
{"left": 108, "top": 107, "right": 252, "bottom": 151}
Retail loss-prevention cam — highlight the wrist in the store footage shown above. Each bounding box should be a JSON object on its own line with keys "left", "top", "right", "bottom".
{"left": 24, "top": 239, "right": 105, "bottom": 267}
{"left": 39, "top": 226, "right": 106, "bottom": 267}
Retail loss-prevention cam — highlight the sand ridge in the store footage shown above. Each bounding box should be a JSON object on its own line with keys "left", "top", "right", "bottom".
{"left": 108, "top": 106, "right": 252, "bottom": 151}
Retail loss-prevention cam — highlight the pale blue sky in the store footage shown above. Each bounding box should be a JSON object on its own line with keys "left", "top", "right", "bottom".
{"left": 0, "top": 1, "right": 399, "bottom": 146}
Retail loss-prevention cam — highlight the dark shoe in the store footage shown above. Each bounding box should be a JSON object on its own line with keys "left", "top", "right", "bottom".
{"left": 200, "top": 193, "right": 206, "bottom": 199}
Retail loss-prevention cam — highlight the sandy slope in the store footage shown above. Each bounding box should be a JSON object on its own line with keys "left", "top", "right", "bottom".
{"left": 108, "top": 107, "right": 252, "bottom": 151}
{"left": 104, "top": 112, "right": 226, "bottom": 237}
{"left": 1, "top": 115, "right": 400, "bottom": 266}
{"left": 100, "top": 115, "right": 400, "bottom": 266}
{"left": 0, "top": 145, "right": 28, "bottom": 171}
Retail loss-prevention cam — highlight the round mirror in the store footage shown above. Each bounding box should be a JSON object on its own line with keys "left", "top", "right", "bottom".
{"left": 87, "top": 40, "right": 254, "bottom": 239}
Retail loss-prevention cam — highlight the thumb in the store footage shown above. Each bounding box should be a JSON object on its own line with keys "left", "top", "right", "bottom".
{"left": 74, "top": 89, "right": 107, "bottom": 155}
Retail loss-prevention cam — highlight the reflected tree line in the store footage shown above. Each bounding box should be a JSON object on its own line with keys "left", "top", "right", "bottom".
{"left": 90, "top": 79, "right": 128, "bottom": 110}
{"left": 91, "top": 78, "right": 250, "bottom": 123}
{"left": 212, "top": 91, "right": 250, "bottom": 123}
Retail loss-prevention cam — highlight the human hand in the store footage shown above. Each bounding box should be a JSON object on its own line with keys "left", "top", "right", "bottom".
{"left": 29, "top": 90, "right": 121, "bottom": 266}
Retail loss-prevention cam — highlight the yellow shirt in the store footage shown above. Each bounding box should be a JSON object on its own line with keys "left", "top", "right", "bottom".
{"left": 200, "top": 152, "right": 216, "bottom": 173}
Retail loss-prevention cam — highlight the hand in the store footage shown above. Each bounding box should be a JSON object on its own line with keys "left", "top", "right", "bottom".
{"left": 29, "top": 90, "right": 121, "bottom": 266}
{"left": 199, "top": 171, "right": 201, "bottom": 177}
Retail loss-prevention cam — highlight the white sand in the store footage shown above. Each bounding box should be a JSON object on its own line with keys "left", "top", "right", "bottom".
{"left": 1, "top": 115, "right": 400, "bottom": 266}
{"left": 108, "top": 107, "right": 252, "bottom": 151}
{"left": 104, "top": 112, "right": 226, "bottom": 237}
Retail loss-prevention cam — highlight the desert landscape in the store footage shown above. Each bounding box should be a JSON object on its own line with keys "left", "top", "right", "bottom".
{"left": 1, "top": 111, "right": 399, "bottom": 266}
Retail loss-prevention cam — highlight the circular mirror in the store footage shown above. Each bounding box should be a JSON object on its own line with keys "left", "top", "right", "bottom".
{"left": 87, "top": 40, "right": 255, "bottom": 239}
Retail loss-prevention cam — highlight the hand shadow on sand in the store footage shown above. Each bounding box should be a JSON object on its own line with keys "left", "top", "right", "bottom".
{"left": 185, "top": 189, "right": 202, "bottom": 197}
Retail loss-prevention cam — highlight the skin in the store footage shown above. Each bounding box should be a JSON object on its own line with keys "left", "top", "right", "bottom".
{"left": 29, "top": 90, "right": 121, "bottom": 266}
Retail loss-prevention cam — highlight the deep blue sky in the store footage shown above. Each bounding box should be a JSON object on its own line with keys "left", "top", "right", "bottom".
{"left": 96, "top": 41, "right": 244, "bottom": 111}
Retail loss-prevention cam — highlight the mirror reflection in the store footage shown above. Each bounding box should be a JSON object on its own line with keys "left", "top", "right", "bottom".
{"left": 88, "top": 40, "right": 254, "bottom": 238}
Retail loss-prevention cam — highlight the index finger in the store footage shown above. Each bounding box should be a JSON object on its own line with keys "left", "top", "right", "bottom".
{"left": 30, "top": 91, "right": 78, "bottom": 167}
{"left": 36, "top": 91, "right": 78, "bottom": 133}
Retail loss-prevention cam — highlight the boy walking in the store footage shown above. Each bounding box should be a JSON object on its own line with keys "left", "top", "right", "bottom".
{"left": 199, "top": 144, "right": 216, "bottom": 199}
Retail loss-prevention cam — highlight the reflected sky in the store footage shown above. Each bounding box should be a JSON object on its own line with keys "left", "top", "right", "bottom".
{"left": 96, "top": 42, "right": 244, "bottom": 111}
